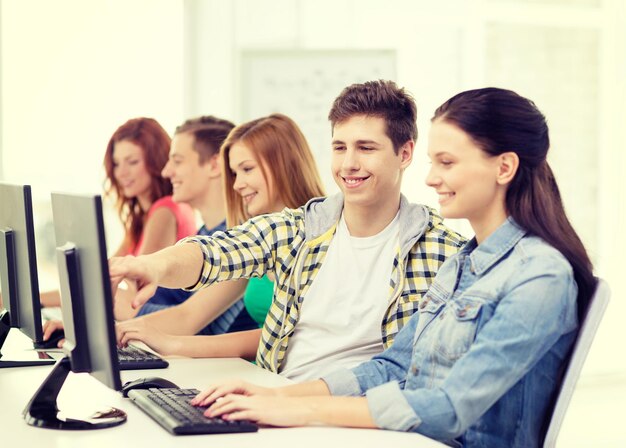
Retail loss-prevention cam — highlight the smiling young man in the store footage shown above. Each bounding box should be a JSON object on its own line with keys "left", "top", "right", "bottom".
{"left": 164, "top": 118, "right": 231, "bottom": 234}
{"left": 110, "top": 80, "right": 466, "bottom": 380}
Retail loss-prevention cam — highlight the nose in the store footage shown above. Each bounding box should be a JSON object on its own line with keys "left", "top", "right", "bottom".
{"left": 161, "top": 160, "right": 172, "bottom": 179}
{"left": 425, "top": 165, "right": 440, "bottom": 188}
{"left": 341, "top": 147, "right": 359, "bottom": 171}
{"left": 232, "top": 173, "right": 245, "bottom": 192}
{"left": 114, "top": 163, "right": 128, "bottom": 180}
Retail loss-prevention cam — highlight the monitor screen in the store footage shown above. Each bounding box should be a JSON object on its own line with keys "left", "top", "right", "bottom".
{"left": 0, "top": 183, "right": 53, "bottom": 364}
{"left": 51, "top": 192, "right": 121, "bottom": 390}
{"left": 22, "top": 192, "right": 126, "bottom": 430}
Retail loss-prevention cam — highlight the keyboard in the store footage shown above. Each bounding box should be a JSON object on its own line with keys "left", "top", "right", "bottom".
{"left": 127, "top": 388, "right": 258, "bottom": 435}
{"left": 117, "top": 345, "right": 169, "bottom": 370}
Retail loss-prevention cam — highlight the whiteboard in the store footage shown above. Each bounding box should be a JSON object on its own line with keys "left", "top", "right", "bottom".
{"left": 240, "top": 49, "right": 396, "bottom": 194}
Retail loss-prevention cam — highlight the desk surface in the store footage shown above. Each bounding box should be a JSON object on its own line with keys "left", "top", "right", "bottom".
{"left": 0, "top": 331, "right": 445, "bottom": 448}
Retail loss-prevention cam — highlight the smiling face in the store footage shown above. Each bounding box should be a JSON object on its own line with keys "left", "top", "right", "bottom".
{"left": 426, "top": 119, "right": 508, "bottom": 230}
{"left": 112, "top": 140, "right": 152, "bottom": 202}
{"left": 229, "top": 141, "right": 284, "bottom": 217}
{"left": 331, "top": 115, "right": 412, "bottom": 214}
{"left": 162, "top": 132, "right": 214, "bottom": 208}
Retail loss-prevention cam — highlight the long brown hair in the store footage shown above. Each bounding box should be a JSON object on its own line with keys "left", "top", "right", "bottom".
{"left": 432, "top": 88, "right": 595, "bottom": 319}
{"left": 103, "top": 117, "right": 172, "bottom": 251}
{"left": 220, "top": 113, "right": 325, "bottom": 227}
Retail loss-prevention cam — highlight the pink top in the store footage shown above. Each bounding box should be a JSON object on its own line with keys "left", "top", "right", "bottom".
{"left": 131, "top": 195, "right": 196, "bottom": 256}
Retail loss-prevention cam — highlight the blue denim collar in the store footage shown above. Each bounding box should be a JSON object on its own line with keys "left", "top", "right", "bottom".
{"left": 461, "top": 217, "right": 527, "bottom": 276}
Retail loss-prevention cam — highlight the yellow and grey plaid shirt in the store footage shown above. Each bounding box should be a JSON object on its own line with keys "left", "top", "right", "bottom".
{"left": 183, "top": 194, "right": 466, "bottom": 373}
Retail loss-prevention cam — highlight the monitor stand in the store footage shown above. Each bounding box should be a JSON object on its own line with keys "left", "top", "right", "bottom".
{"left": 0, "top": 309, "right": 10, "bottom": 350}
{"left": 23, "top": 357, "right": 127, "bottom": 429}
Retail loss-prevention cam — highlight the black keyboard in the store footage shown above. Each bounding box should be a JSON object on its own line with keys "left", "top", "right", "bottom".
{"left": 117, "top": 345, "right": 169, "bottom": 370}
{"left": 127, "top": 388, "right": 258, "bottom": 435}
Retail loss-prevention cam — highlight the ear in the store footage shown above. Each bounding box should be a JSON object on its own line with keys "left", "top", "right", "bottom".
{"left": 496, "top": 152, "right": 519, "bottom": 185}
{"left": 398, "top": 140, "right": 414, "bottom": 170}
{"left": 206, "top": 154, "right": 221, "bottom": 179}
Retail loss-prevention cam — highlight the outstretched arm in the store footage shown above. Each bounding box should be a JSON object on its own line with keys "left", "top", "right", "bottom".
{"left": 109, "top": 243, "right": 204, "bottom": 308}
{"left": 111, "top": 210, "right": 295, "bottom": 310}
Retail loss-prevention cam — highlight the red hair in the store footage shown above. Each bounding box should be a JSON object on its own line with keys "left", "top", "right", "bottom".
{"left": 103, "top": 117, "right": 172, "bottom": 252}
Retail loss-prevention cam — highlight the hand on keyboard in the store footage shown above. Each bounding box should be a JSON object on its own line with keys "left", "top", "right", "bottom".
{"left": 128, "top": 388, "right": 258, "bottom": 435}
{"left": 41, "top": 320, "right": 65, "bottom": 349}
{"left": 202, "top": 393, "right": 318, "bottom": 428}
{"left": 116, "top": 318, "right": 178, "bottom": 356}
{"left": 191, "top": 380, "right": 276, "bottom": 407}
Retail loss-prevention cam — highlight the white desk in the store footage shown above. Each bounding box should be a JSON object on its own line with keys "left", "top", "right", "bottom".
{"left": 0, "top": 334, "right": 445, "bottom": 447}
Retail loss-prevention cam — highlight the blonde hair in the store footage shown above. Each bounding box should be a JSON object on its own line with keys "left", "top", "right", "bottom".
{"left": 220, "top": 113, "right": 325, "bottom": 227}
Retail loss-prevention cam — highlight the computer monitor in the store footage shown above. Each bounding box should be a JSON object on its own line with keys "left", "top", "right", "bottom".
{"left": 0, "top": 182, "right": 55, "bottom": 366}
{"left": 22, "top": 192, "right": 126, "bottom": 430}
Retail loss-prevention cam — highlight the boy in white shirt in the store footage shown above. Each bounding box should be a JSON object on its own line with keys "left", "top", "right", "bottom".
{"left": 111, "top": 80, "right": 466, "bottom": 380}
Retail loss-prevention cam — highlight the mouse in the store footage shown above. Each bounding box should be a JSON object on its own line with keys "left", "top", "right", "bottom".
{"left": 121, "top": 376, "right": 179, "bottom": 398}
{"left": 34, "top": 328, "right": 65, "bottom": 350}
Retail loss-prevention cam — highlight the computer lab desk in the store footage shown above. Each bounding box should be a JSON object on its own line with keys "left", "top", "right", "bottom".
{"left": 0, "top": 351, "right": 446, "bottom": 448}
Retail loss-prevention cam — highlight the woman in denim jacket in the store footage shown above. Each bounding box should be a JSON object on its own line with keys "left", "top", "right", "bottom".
{"left": 192, "top": 88, "right": 596, "bottom": 448}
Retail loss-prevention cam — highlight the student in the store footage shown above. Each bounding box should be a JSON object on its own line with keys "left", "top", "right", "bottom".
{"left": 40, "top": 117, "right": 196, "bottom": 308}
{"left": 42, "top": 116, "right": 249, "bottom": 343}
{"left": 115, "top": 113, "right": 326, "bottom": 357}
{"left": 104, "top": 117, "right": 197, "bottom": 258}
{"left": 109, "top": 80, "right": 465, "bottom": 380}
{"left": 193, "top": 87, "right": 596, "bottom": 448}
{"left": 113, "top": 115, "right": 250, "bottom": 324}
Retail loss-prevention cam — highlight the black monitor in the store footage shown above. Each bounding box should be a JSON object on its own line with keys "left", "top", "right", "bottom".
{"left": 0, "top": 182, "right": 55, "bottom": 366}
{"left": 22, "top": 192, "right": 126, "bottom": 430}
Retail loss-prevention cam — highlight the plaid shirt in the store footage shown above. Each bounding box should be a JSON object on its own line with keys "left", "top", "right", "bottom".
{"left": 183, "top": 194, "right": 466, "bottom": 373}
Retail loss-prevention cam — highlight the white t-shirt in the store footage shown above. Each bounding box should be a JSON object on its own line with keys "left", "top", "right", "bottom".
{"left": 280, "top": 211, "right": 400, "bottom": 381}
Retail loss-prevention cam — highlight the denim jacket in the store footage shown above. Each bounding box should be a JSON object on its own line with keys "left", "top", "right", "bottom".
{"left": 323, "top": 218, "right": 578, "bottom": 448}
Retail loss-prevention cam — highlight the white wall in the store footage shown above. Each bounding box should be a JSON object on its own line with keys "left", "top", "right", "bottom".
{"left": 1, "top": 0, "right": 185, "bottom": 285}
{"left": 183, "top": 0, "right": 626, "bottom": 375}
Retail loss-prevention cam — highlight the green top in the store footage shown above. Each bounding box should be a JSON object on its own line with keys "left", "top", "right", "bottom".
{"left": 243, "top": 275, "right": 274, "bottom": 327}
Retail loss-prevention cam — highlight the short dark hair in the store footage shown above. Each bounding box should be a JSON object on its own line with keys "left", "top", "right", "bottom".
{"left": 328, "top": 80, "right": 417, "bottom": 153}
{"left": 174, "top": 115, "right": 235, "bottom": 163}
